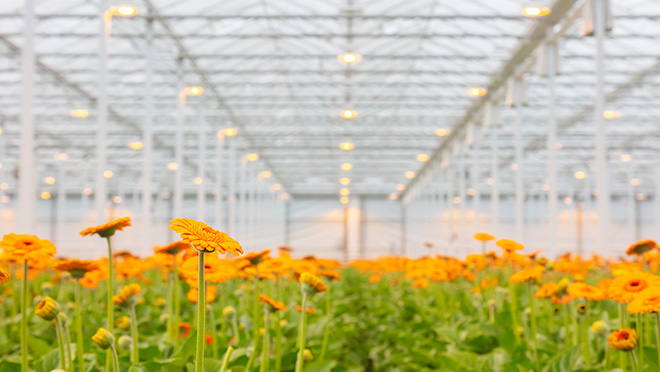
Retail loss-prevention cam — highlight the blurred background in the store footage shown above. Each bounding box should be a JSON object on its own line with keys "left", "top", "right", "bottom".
{"left": 0, "top": 0, "right": 658, "bottom": 259}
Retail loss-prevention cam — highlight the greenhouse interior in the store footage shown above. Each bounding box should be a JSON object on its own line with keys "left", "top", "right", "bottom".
{"left": 1, "top": 0, "right": 660, "bottom": 371}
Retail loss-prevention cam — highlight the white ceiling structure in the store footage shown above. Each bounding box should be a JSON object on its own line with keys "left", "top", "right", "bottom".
{"left": 0, "top": 0, "right": 659, "bottom": 204}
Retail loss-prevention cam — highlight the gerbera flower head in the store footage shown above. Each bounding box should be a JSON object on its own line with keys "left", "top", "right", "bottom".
{"left": 53, "top": 259, "right": 99, "bottom": 279}
{"left": 412, "top": 278, "right": 429, "bottom": 289}
{"left": 154, "top": 241, "right": 191, "bottom": 256}
{"left": 80, "top": 217, "right": 131, "bottom": 238}
{"left": 319, "top": 270, "right": 341, "bottom": 281}
{"left": 259, "top": 294, "right": 286, "bottom": 313}
{"left": 535, "top": 281, "right": 558, "bottom": 299}
{"left": 242, "top": 249, "right": 270, "bottom": 265}
{"left": 567, "top": 282, "right": 606, "bottom": 301}
{"left": 608, "top": 328, "right": 637, "bottom": 351}
{"left": 299, "top": 272, "right": 328, "bottom": 296}
{"left": 115, "top": 316, "right": 130, "bottom": 330}
{"left": 609, "top": 272, "right": 660, "bottom": 304}
{"left": 169, "top": 218, "right": 243, "bottom": 255}
{"left": 509, "top": 265, "right": 545, "bottom": 283}
{"left": 626, "top": 239, "right": 658, "bottom": 256}
{"left": 295, "top": 305, "right": 316, "bottom": 314}
{"left": 0, "top": 267, "right": 10, "bottom": 284}
{"left": 474, "top": 233, "right": 495, "bottom": 242}
{"left": 627, "top": 287, "right": 660, "bottom": 314}
{"left": 496, "top": 239, "right": 524, "bottom": 252}
{"left": 113, "top": 283, "right": 141, "bottom": 307}
{"left": 0, "top": 233, "right": 56, "bottom": 266}
{"left": 176, "top": 322, "right": 191, "bottom": 338}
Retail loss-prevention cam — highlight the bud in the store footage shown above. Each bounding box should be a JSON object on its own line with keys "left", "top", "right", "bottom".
{"left": 536, "top": 257, "right": 548, "bottom": 267}
{"left": 591, "top": 320, "right": 610, "bottom": 338}
{"left": 116, "top": 316, "right": 130, "bottom": 330}
{"left": 304, "top": 349, "right": 314, "bottom": 361}
{"left": 58, "top": 312, "right": 69, "bottom": 324}
{"left": 92, "top": 328, "right": 115, "bottom": 350}
{"left": 155, "top": 297, "right": 165, "bottom": 307}
{"left": 223, "top": 306, "right": 236, "bottom": 317}
{"left": 67, "top": 301, "right": 76, "bottom": 311}
{"left": 280, "top": 319, "right": 288, "bottom": 327}
{"left": 35, "top": 296, "right": 59, "bottom": 321}
{"left": 118, "top": 335, "right": 133, "bottom": 350}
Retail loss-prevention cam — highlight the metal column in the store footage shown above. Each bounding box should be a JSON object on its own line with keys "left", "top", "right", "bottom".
{"left": 18, "top": 0, "right": 36, "bottom": 232}
{"left": 593, "top": 0, "right": 611, "bottom": 253}
{"left": 142, "top": 17, "right": 154, "bottom": 248}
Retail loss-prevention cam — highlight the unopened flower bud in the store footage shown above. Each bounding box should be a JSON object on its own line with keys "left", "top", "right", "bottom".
{"left": 35, "top": 296, "right": 59, "bottom": 321}
{"left": 92, "top": 328, "right": 115, "bottom": 350}
{"left": 116, "top": 316, "right": 130, "bottom": 330}
{"left": 118, "top": 335, "right": 133, "bottom": 350}
{"left": 223, "top": 306, "right": 236, "bottom": 317}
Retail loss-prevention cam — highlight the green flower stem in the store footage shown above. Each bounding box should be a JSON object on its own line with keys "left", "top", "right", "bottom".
{"left": 294, "top": 293, "right": 308, "bottom": 372}
{"left": 638, "top": 313, "right": 643, "bottom": 372}
{"left": 174, "top": 254, "right": 181, "bottom": 350}
{"left": 75, "top": 281, "right": 85, "bottom": 372}
{"left": 655, "top": 312, "right": 660, "bottom": 369}
{"left": 20, "top": 261, "right": 28, "bottom": 372}
{"left": 220, "top": 346, "right": 233, "bottom": 372}
{"left": 209, "top": 304, "right": 218, "bottom": 359}
{"left": 260, "top": 309, "right": 270, "bottom": 372}
{"left": 246, "top": 272, "right": 260, "bottom": 370}
{"left": 319, "top": 285, "right": 331, "bottom": 360}
{"left": 526, "top": 282, "right": 540, "bottom": 371}
{"left": 55, "top": 315, "right": 67, "bottom": 370}
{"left": 274, "top": 312, "right": 283, "bottom": 372}
{"left": 110, "top": 345, "right": 121, "bottom": 372}
{"left": 579, "top": 315, "right": 590, "bottom": 365}
{"left": 62, "top": 315, "right": 73, "bottom": 370}
{"left": 563, "top": 305, "right": 571, "bottom": 347}
{"left": 130, "top": 303, "right": 139, "bottom": 364}
{"left": 106, "top": 237, "right": 115, "bottom": 372}
{"left": 195, "top": 251, "right": 206, "bottom": 372}
{"left": 231, "top": 314, "right": 240, "bottom": 344}
{"left": 570, "top": 302, "right": 579, "bottom": 345}
{"left": 509, "top": 282, "right": 520, "bottom": 342}
{"left": 167, "top": 271, "right": 174, "bottom": 343}
{"left": 630, "top": 349, "right": 638, "bottom": 372}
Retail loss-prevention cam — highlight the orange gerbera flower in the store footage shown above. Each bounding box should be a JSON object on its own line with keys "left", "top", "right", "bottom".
{"left": 567, "top": 282, "right": 606, "bottom": 301}
{"left": 53, "top": 259, "right": 99, "bottom": 279}
{"left": 169, "top": 218, "right": 243, "bottom": 255}
{"left": 510, "top": 266, "right": 545, "bottom": 283}
{"left": 259, "top": 294, "right": 286, "bottom": 312}
{"left": 368, "top": 275, "right": 381, "bottom": 283}
{"left": 626, "top": 239, "right": 658, "bottom": 256}
{"left": 80, "top": 217, "right": 131, "bottom": 238}
{"left": 177, "top": 322, "right": 191, "bottom": 338}
{"left": 319, "top": 270, "right": 341, "bottom": 281}
{"left": 0, "top": 267, "right": 10, "bottom": 284}
{"left": 412, "top": 278, "right": 429, "bottom": 289}
{"left": 609, "top": 272, "right": 660, "bottom": 304}
{"left": 0, "top": 234, "right": 56, "bottom": 266}
{"left": 608, "top": 328, "right": 637, "bottom": 351}
{"left": 154, "top": 241, "right": 191, "bottom": 255}
{"left": 474, "top": 233, "right": 495, "bottom": 242}
{"left": 241, "top": 249, "right": 271, "bottom": 265}
{"left": 597, "top": 278, "right": 614, "bottom": 295}
{"left": 80, "top": 270, "right": 102, "bottom": 289}
{"left": 295, "top": 305, "right": 316, "bottom": 314}
{"left": 627, "top": 287, "right": 660, "bottom": 314}
{"left": 535, "top": 282, "right": 558, "bottom": 299}
{"left": 496, "top": 239, "right": 524, "bottom": 252}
